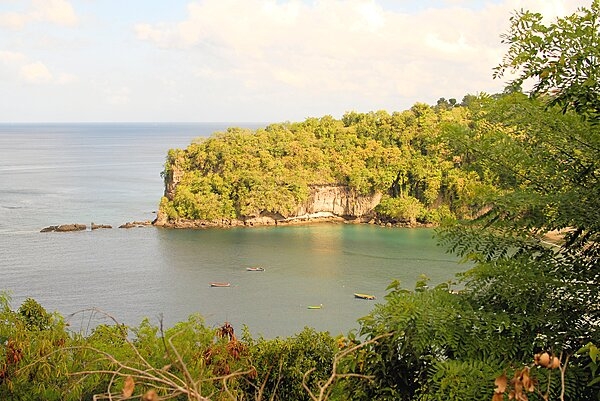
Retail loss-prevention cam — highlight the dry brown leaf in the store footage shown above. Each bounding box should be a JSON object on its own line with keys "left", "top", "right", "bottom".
{"left": 513, "top": 378, "right": 529, "bottom": 401}
{"left": 521, "top": 367, "right": 535, "bottom": 392}
{"left": 122, "top": 376, "right": 135, "bottom": 398}
{"left": 495, "top": 373, "right": 508, "bottom": 394}
{"left": 142, "top": 389, "right": 159, "bottom": 401}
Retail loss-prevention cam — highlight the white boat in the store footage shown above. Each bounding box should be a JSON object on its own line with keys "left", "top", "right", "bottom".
{"left": 210, "top": 282, "right": 231, "bottom": 287}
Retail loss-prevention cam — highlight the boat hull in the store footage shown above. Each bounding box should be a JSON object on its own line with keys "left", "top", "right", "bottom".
{"left": 354, "top": 293, "right": 375, "bottom": 300}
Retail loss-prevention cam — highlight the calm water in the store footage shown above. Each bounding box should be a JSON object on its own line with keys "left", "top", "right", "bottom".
{"left": 0, "top": 123, "right": 465, "bottom": 337}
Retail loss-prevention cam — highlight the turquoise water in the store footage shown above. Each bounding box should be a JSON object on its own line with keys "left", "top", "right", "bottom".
{"left": 0, "top": 124, "right": 465, "bottom": 337}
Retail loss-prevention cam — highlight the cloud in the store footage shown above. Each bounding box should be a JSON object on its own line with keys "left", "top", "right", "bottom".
{"left": 0, "top": 50, "right": 26, "bottom": 64}
{"left": 0, "top": 50, "right": 77, "bottom": 85}
{"left": 0, "top": 0, "right": 78, "bottom": 29}
{"left": 19, "top": 61, "right": 53, "bottom": 83}
{"left": 132, "top": 0, "right": 519, "bottom": 105}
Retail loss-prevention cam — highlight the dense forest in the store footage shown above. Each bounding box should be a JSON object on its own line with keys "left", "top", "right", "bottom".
{"left": 159, "top": 97, "right": 490, "bottom": 225}
{"left": 1, "top": 2, "right": 599, "bottom": 400}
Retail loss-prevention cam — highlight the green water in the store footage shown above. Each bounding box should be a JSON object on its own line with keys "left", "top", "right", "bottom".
{"left": 150, "top": 224, "right": 465, "bottom": 337}
{"left": 3, "top": 222, "right": 466, "bottom": 338}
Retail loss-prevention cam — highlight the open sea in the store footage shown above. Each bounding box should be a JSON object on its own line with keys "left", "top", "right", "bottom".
{"left": 0, "top": 123, "right": 466, "bottom": 338}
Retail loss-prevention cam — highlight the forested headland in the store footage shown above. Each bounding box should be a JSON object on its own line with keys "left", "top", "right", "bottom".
{"left": 1, "top": 2, "right": 599, "bottom": 400}
{"left": 157, "top": 96, "right": 493, "bottom": 227}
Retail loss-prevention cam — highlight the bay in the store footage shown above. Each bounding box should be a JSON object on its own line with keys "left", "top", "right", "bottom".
{"left": 0, "top": 123, "right": 465, "bottom": 337}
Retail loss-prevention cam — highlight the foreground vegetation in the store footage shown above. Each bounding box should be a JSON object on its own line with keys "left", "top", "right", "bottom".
{"left": 2, "top": 1, "right": 599, "bottom": 400}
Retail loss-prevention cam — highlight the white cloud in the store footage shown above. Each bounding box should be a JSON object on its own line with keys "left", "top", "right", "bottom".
{"left": 19, "top": 61, "right": 53, "bottom": 83}
{"left": 33, "top": 0, "right": 78, "bottom": 27}
{"left": 133, "top": 0, "right": 519, "bottom": 106}
{"left": 0, "top": 0, "right": 78, "bottom": 29}
{"left": 0, "top": 50, "right": 26, "bottom": 64}
{"left": 0, "top": 11, "right": 29, "bottom": 29}
{"left": 0, "top": 50, "right": 77, "bottom": 85}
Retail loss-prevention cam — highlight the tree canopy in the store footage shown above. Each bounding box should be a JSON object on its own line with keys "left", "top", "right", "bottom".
{"left": 354, "top": 2, "right": 600, "bottom": 400}
{"left": 160, "top": 105, "right": 493, "bottom": 225}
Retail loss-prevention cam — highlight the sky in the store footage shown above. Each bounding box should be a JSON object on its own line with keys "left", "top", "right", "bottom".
{"left": 0, "top": 0, "right": 590, "bottom": 123}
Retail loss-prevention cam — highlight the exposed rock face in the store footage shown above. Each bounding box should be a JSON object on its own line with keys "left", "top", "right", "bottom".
{"left": 293, "top": 184, "right": 382, "bottom": 218}
{"left": 163, "top": 166, "right": 185, "bottom": 201}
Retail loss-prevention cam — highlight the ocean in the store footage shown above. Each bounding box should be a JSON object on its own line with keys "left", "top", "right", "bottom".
{"left": 0, "top": 123, "right": 465, "bottom": 337}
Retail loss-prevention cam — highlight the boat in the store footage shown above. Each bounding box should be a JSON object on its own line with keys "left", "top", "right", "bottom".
{"left": 210, "top": 282, "right": 231, "bottom": 287}
{"left": 354, "top": 293, "right": 376, "bottom": 300}
{"left": 246, "top": 266, "right": 265, "bottom": 272}
{"left": 307, "top": 304, "right": 323, "bottom": 309}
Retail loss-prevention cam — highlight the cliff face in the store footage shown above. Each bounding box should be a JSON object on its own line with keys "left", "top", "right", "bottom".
{"left": 163, "top": 167, "right": 184, "bottom": 201}
{"left": 156, "top": 165, "right": 381, "bottom": 227}
{"left": 294, "top": 184, "right": 381, "bottom": 218}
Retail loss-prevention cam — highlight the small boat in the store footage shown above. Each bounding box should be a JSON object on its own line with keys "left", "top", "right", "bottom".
{"left": 246, "top": 266, "right": 265, "bottom": 272}
{"left": 354, "top": 293, "right": 376, "bottom": 300}
{"left": 210, "top": 282, "right": 231, "bottom": 287}
{"left": 307, "top": 304, "right": 323, "bottom": 309}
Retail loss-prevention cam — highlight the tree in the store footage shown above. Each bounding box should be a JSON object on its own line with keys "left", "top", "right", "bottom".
{"left": 495, "top": 0, "right": 600, "bottom": 121}
{"left": 355, "top": 2, "right": 600, "bottom": 400}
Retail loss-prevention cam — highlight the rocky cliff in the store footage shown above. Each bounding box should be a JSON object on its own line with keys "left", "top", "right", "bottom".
{"left": 295, "top": 184, "right": 381, "bottom": 218}
{"left": 154, "top": 166, "right": 382, "bottom": 228}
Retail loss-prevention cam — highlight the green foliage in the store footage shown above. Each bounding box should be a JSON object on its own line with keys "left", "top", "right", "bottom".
{"left": 18, "top": 298, "right": 52, "bottom": 331}
{"left": 0, "top": 296, "right": 72, "bottom": 401}
{"left": 495, "top": 0, "right": 600, "bottom": 121}
{"left": 578, "top": 342, "right": 600, "bottom": 395}
{"left": 242, "top": 327, "right": 338, "bottom": 401}
{"left": 423, "top": 2, "right": 600, "bottom": 400}
{"left": 160, "top": 107, "right": 489, "bottom": 223}
{"left": 353, "top": 277, "right": 534, "bottom": 400}
{"left": 375, "top": 195, "right": 424, "bottom": 224}
{"left": 0, "top": 299, "right": 342, "bottom": 401}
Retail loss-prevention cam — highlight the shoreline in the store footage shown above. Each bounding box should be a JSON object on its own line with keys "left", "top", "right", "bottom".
{"left": 153, "top": 212, "right": 435, "bottom": 230}
{"left": 39, "top": 215, "right": 434, "bottom": 232}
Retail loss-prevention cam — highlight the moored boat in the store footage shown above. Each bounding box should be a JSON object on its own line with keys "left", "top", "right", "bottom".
{"left": 307, "top": 304, "right": 323, "bottom": 309}
{"left": 210, "top": 282, "right": 231, "bottom": 287}
{"left": 354, "top": 293, "right": 375, "bottom": 300}
{"left": 246, "top": 266, "right": 265, "bottom": 272}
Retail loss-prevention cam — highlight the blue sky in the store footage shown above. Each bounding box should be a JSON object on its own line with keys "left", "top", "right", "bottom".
{"left": 0, "top": 0, "right": 589, "bottom": 122}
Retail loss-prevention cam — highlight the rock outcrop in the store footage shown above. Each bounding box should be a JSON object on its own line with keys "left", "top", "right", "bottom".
{"left": 294, "top": 184, "right": 382, "bottom": 218}
{"left": 40, "top": 224, "right": 87, "bottom": 232}
{"left": 119, "top": 220, "right": 153, "bottom": 229}
{"left": 91, "top": 223, "right": 112, "bottom": 230}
